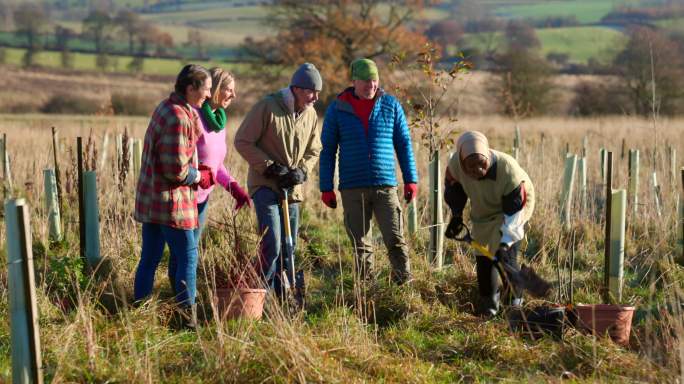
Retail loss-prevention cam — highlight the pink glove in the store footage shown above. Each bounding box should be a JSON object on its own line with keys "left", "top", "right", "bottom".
{"left": 227, "top": 181, "right": 251, "bottom": 210}
{"left": 321, "top": 191, "right": 337, "bottom": 209}
{"left": 404, "top": 183, "right": 418, "bottom": 203}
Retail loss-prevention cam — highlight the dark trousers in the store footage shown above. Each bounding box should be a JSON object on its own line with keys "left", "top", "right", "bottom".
{"left": 476, "top": 241, "right": 521, "bottom": 302}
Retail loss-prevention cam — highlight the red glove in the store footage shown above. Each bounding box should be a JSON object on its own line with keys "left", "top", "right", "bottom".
{"left": 404, "top": 183, "right": 418, "bottom": 203}
{"left": 198, "top": 164, "right": 215, "bottom": 189}
{"left": 321, "top": 191, "right": 337, "bottom": 209}
{"left": 227, "top": 181, "right": 251, "bottom": 210}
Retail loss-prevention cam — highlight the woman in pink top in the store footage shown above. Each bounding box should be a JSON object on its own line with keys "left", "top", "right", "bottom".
{"left": 169, "top": 68, "right": 251, "bottom": 292}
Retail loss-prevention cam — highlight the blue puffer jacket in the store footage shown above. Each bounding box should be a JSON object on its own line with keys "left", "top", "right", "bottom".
{"left": 319, "top": 88, "right": 418, "bottom": 191}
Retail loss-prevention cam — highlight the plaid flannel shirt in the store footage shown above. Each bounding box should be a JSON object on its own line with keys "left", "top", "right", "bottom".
{"left": 134, "top": 92, "right": 202, "bottom": 229}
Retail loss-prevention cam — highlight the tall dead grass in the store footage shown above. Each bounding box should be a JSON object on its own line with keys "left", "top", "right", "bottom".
{"left": 0, "top": 114, "right": 682, "bottom": 382}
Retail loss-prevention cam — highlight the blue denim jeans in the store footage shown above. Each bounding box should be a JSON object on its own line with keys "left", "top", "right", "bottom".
{"left": 252, "top": 187, "right": 301, "bottom": 296}
{"left": 167, "top": 199, "right": 208, "bottom": 295}
{"left": 134, "top": 222, "right": 198, "bottom": 307}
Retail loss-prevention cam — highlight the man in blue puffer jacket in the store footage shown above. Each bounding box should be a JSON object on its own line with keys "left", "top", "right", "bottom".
{"left": 319, "top": 58, "right": 418, "bottom": 285}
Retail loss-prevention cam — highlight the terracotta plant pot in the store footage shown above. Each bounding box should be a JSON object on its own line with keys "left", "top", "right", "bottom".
{"left": 574, "top": 304, "right": 635, "bottom": 346}
{"left": 215, "top": 287, "right": 267, "bottom": 320}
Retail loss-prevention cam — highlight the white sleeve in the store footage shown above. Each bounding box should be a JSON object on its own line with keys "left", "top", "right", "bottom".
{"left": 500, "top": 210, "right": 526, "bottom": 246}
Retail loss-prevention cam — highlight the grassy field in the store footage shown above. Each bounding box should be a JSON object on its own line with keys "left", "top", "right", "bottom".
{"left": 460, "top": 25, "right": 625, "bottom": 64}
{"left": 492, "top": 0, "right": 640, "bottom": 24}
{"left": 0, "top": 113, "right": 682, "bottom": 382}
{"left": 656, "top": 18, "right": 684, "bottom": 33}
{"left": 0, "top": 47, "right": 253, "bottom": 76}
{"left": 537, "top": 26, "right": 626, "bottom": 64}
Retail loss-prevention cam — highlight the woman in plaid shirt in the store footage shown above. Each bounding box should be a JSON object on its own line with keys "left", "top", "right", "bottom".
{"left": 133, "top": 64, "right": 214, "bottom": 329}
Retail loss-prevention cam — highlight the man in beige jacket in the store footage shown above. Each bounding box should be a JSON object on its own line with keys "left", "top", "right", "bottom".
{"left": 234, "top": 63, "right": 322, "bottom": 304}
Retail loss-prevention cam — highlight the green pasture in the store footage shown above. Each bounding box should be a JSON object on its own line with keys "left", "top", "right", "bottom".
{"left": 656, "top": 18, "right": 684, "bottom": 33}
{"left": 0, "top": 47, "right": 252, "bottom": 76}
{"left": 460, "top": 26, "right": 625, "bottom": 64}
{"left": 492, "top": 0, "right": 640, "bottom": 24}
{"left": 538, "top": 26, "right": 626, "bottom": 63}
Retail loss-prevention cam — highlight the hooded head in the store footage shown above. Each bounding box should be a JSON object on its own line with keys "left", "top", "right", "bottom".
{"left": 456, "top": 131, "right": 491, "bottom": 179}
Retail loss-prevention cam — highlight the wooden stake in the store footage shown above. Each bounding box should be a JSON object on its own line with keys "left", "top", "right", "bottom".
{"left": 83, "top": 171, "right": 102, "bottom": 268}
{"left": 51, "top": 127, "right": 63, "bottom": 219}
{"left": 77, "top": 137, "right": 86, "bottom": 265}
{"left": 407, "top": 198, "right": 417, "bottom": 235}
{"left": 43, "top": 169, "right": 62, "bottom": 243}
{"left": 603, "top": 151, "right": 613, "bottom": 303}
{"left": 681, "top": 167, "right": 684, "bottom": 261}
{"left": 578, "top": 156, "right": 587, "bottom": 216}
{"left": 609, "top": 189, "right": 627, "bottom": 303}
{"left": 428, "top": 150, "right": 443, "bottom": 269}
{"left": 652, "top": 171, "right": 662, "bottom": 218}
{"left": 628, "top": 149, "right": 640, "bottom": 215}
{"left": 560, "top": 154, "right": 577, "bottom": 229}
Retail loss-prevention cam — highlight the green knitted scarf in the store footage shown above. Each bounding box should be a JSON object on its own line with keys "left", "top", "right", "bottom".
{"left": 200, "top": 101, "right": 226, "bottom": 132}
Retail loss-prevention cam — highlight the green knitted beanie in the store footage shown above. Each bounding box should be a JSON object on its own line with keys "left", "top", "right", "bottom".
{"left": 350, "top": 58, "right": 379, "bottom": 81}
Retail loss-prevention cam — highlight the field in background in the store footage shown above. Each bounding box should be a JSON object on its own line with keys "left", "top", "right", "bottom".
{"left": 537, "top": 26, "right": 626, "bottom": 64}
{"left": 0, "top": 47, "right": 255, "bottom": 76}
{"left": 460, "top": 25, "right": 626, "bottom": 64}
{"left": 12, "top": 0, "right": 667, "bottom": 68}
{"left": 0, "top": 114, "right": 682, "bottom": 381}
{"left": 492, "top": 0, "right": 633, "bottom": 23}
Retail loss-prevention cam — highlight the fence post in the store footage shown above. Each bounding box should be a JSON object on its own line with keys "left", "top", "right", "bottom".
{"left": 115, "top": 134, "right": 123, "bottom": 175}
{"left": 513, "top": 125, "right": 521, "bottom": 160}
{"left": 132, "top": 139, "right": 142, "bottom": 179}
{"left": 428, "top": 150, "right": 443, "bottom": 269}
{"left": 43, "top": 169, "right": 62, "bottom": 243}
{"left": 609, "top": 189, "right": 626, "bottom": 302}
{"left": 51, "top": 127, "right": 63, "bottom": 216}
{"left": 6, "top": 198, "right": 44, "bottom": 384}
{"left": 680, "top": 167, "right": 684, "bottom": 261}
{"left": 77, "top": 137, "right": 86, "bottom": 265}
{"left": 652, "top": 171, "right": 662, "bottom": 218}
{"left": 83, "top": 171, "right": 102, "bottom": 268}
{"left": 407, "top": 198, "right": 418, "bottom": 235}
{"left": 578, "top": 156, "right": 587, "bottom": 215}
{"left": 560, "top": 154, "right": 577, "bottom": 229}
{"left": 99, "top": 133, "right": 109, "bottom": 171}
{"left": 600, "top": 147, "right": 607, "bottom": 184}
{"left": 603, "top": 151, "right": 613, "bottom": 303}
{"left": 669, "top": 146, "right": 676, "bottom": 187}
{"left": 628, "top": 149, "right": 640, "bottom": 215}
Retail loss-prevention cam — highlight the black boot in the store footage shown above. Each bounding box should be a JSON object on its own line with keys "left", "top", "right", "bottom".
{"left": 477, "top": 293, "right": 500, "bottom": 318}
{"left": 173, "top": 304, "right": 198, "bottom": 331}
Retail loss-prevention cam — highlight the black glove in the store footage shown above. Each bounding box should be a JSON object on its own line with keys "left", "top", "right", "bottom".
{"left": 444, "top": 215, "right": 464, "bottom": 239}
{"left": 278, "top": 167, "right": 307, "bottom": 189}
{"left": 494, "top": 243, "right": 516, "bottom": 263}
{"left": 264, "top": 162, "right": 289, "bottom": 179}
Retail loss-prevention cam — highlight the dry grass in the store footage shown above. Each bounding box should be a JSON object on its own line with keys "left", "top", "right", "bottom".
{"left": 0, "top": 114, "right": 682, "bottom": 382}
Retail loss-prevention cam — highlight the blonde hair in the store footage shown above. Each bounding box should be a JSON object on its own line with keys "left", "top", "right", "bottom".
{"left": 209, "top": 67, "right": 235, "bottom": 107}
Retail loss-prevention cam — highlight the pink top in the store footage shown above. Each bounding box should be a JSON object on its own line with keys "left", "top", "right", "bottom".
{"left": 196, "top": 109, "right": 237, "bottom": 204}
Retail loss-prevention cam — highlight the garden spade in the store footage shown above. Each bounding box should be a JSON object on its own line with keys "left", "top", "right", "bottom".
{"left": 281, "top": 188, "right": 296, "bottom": 290}
{"left": 452, "top": 225, "right": 551, "bottom": 299}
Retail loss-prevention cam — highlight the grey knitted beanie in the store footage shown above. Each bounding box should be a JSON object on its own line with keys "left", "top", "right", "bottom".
{"left": 290, "top": 63, "right": 323, "bottom": 91}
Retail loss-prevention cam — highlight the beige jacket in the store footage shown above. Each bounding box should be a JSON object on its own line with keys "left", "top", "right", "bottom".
{"left": 234, "top": 88, "right": 321, "bottom": 202}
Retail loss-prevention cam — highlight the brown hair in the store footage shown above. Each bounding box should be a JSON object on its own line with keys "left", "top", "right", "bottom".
{"left": 174, "top": 64, "right": 210, "bottom": 96}
{"left": 209, "top": 67, "right": 235, "bottom": 107}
